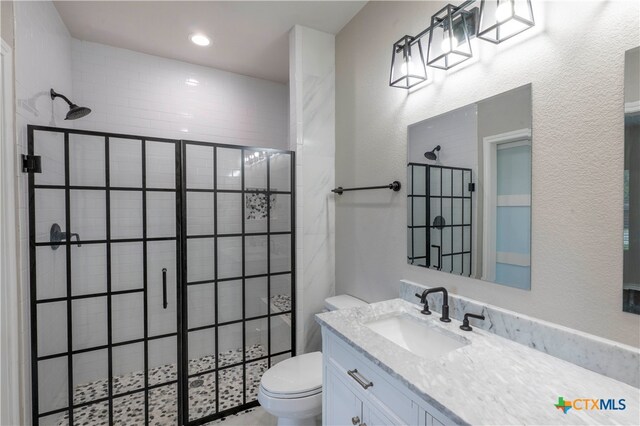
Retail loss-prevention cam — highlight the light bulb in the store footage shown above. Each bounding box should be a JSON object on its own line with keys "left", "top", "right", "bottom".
{"left": 495, "top": 1, "right": 513, "bottom": 22}
{"left": 440, "top": 34, "right": 458, "bottom": 53}
{"left": 400, "top": 57, "right": 415, "bottom": 76}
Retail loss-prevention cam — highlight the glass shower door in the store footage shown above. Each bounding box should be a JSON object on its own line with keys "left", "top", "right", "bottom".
{"left": 183, "top": 142, "right": 295, "bottom": 422}
{"left": 29, "top": 128, "right": 180, "bottom": 426}
{"left": 29, "top": 126, "right": 295, "bottom": 425}
{"left": 428, "top": 165, "right": 473, "bottom": 276}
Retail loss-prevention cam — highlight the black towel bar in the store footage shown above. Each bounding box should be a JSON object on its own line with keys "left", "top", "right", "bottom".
{"left": 332, "top": 181, "right": 401, "bottom": 195}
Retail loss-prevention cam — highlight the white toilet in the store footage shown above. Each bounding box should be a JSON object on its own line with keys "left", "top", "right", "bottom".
{"left": 258, "top": 295, "right": 368, "bottom": 426}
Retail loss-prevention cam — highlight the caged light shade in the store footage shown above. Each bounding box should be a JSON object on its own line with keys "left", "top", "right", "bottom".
{"left": 427, "top": 4, "right": 473, "bottom": 70}
{"left": 390, "top": 35, "right": 428, "bottom": 89}
{"left": 477, "top": 0, "right": 535, "bottom": 43}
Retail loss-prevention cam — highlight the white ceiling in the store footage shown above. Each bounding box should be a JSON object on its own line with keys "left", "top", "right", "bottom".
{"left": 54, "top": 1, "right": 367, "bottom": 84}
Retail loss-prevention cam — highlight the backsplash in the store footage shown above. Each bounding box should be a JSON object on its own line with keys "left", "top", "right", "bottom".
{"left": 400, "top": 280, "right": 640, "bottom": 388}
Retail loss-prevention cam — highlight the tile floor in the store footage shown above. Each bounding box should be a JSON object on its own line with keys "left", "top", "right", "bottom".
{"left": 208, "top": 407, "right": 322, "bottom": 426}
{"left": 206, "top": 407, "right": 277, "bottom": 426}
{"left": 56, "top": 345, "right": 269, "bottom": 426}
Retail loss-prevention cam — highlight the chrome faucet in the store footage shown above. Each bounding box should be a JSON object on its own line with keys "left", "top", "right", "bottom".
{"left": 415, "top": 287, "right": 451, "bottom": 322}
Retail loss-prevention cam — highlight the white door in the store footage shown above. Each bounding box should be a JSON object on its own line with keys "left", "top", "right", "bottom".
{"left": 493, "top": 141, "right": 531, "bottom": 288}
{"left": 482, "top": 129, "right": 532, "bottom": 289}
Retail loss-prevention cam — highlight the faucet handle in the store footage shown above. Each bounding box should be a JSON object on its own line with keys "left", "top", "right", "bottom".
{"left": 415, "top": 292, "right": 431, "bottom": 315}
{"left": 460, "top": 312, "right": 485, "bottom": 331}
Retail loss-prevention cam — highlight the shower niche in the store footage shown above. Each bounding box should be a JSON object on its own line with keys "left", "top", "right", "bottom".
{"left": 407, "top": 84, "right": 532, "bottom": 290}
{"left": 27, "top": 126, "right": 295, "bottom": 425}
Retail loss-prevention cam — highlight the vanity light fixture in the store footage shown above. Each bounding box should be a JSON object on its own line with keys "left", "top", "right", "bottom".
{"left": 389, "top": 0, "right": 534, "bottom": 88}
{"left": 389, "top": 36, "right": 428, "bottom": 89}
{"left": 427, "top": 4, "right": 473, "bottom": 70}
{"left": 477, "top": 0, "right": 535, "bottom": 43}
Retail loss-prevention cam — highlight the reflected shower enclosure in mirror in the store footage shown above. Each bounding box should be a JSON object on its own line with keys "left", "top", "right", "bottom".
{"left": 407, "top": 84, "right": 532, "bottom": 290}
{"left": 623, "top": 46, "right": 640, "bottom": 314}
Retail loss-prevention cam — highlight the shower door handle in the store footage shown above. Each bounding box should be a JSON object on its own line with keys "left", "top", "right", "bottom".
{"left": 162, "top": 268, "right": 168, "bottom": 309}
{"left": 431, "top": 245, "right": 441, "bottom": 270}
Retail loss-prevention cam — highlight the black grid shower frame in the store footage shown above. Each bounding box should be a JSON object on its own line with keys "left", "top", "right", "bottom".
{"left": 29, "top": 125, "right": 182, "bottom": 426}
{"left": 407, "top": 163, "right": 473, "bottom": 276}
{"left": 181, "top": 140, "right": 296, "bottom": 425}
{"left": 28, "top": 125, "right": 296, "bottom": 426}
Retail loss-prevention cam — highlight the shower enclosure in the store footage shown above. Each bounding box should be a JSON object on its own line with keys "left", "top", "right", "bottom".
{"left": 407, "top": 163, "right": 473, "bottom": 276}
{"left": 27, "top": 125, "right": 295, "bottom": 425}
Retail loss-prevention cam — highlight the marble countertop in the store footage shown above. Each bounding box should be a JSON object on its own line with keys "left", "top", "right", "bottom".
{"left": 316, "top": 299, "right": 640, "bottom": 425}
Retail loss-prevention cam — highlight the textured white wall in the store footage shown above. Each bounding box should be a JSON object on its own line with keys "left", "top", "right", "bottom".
{"left": 72, "top": 39, "right": 288, "bottom": 149}
{"left": 289, "top": 25, "right": 336, "bottom": 353}
{"left": 336, "top": 0, "right": 640, "bottom": 347}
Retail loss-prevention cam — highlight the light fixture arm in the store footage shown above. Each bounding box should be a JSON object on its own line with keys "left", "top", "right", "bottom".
{"left": 413, "top": 0, "right": 476, "bottom": 42}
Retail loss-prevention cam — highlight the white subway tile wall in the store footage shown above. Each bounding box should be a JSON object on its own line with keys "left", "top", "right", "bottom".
{"left": 71, "top": 40, "right": 288, "bottom": 149}
{"left": 186, "top": 145, "right": 214, "bottom": 189}
{"left": 35, "top": 246, "right": 66, "bottom": 299}
{"left": 71, "top": 244, "right": 106, "bottom": 296}
{"left": 111, "top": 242, "right": 143, "bottom": 292}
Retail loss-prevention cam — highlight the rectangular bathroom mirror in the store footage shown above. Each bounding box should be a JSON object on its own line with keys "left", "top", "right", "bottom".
{"left": 407, "top": 84, "right": 532, "bottom": 290}
{"left": 623, "top": 46, "right": 640, "bottom": 314}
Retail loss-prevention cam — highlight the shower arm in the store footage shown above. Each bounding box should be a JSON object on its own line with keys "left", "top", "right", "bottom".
{"left": 50, "top": 89, "right": 74, "bottom": 106}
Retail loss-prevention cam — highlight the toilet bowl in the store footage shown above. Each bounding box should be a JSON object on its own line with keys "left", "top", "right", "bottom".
{"left": 258, "top": 294, "right": 367, "bottom": 426}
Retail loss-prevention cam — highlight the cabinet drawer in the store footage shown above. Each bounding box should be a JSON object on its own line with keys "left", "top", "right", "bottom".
{"left": 327, "top": 335, "right": 417, "bottom": 425}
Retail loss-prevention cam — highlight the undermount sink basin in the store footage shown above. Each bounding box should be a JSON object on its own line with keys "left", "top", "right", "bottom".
{"left": 364, "top": 313, "right": 468, "bottom": 359}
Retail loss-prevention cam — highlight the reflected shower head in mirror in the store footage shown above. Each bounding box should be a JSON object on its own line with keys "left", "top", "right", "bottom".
{"left": 424, "top": 145, "right": 441, "bottom": 161}
{"left": 50, "top": 88, "right": 92, "bottom": 120}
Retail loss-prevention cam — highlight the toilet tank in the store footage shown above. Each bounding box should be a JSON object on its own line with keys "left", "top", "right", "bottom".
{"left": 324, "top": 294, "right": 368, "bottom": 311}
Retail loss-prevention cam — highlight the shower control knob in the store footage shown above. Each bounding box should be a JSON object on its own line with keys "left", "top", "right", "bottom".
{"left": 352, "top": 416, "right": 360, "bottom": 425}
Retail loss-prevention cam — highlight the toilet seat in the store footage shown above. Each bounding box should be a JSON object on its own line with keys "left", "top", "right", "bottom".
{"left": 260, "top": 384, "right": 321, "bottom": 399}
{"left": 258, "top": 385, "right": 323, "bottom": 424}
{"left": 260, "top": 352, "right": 322, "bottom": 398}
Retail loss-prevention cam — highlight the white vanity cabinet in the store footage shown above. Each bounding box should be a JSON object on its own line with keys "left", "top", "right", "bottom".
{"left": 322, "top": 329, "right": 455, "bottom": 426}
{"left": 325, "top": 367, "right": 396, "bottom": 426}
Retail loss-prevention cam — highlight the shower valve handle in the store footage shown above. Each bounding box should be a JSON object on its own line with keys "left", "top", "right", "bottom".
{"left": 50, "top": 223, "right": 81, "bottom": 250}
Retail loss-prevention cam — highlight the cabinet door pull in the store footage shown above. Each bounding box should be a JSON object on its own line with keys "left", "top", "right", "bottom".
{"left": 347, "top": 369, "right": 373, "bottom": 389}
{"left": 351, "top": 416, "right": 360, "bottom": 425}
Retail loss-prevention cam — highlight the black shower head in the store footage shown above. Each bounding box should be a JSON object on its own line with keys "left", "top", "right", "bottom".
{"left": 424, "top": 145, "right": 441, "bottom": 161}
{"left": 50, "top": 89, "right": 92, "bottom": 120}
{"left": 66, "top": 105, "right": 92, "bottom": 120}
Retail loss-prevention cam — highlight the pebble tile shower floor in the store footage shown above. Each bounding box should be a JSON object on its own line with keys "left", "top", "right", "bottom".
{"left": 56, "top": 345, "right": 269, "bottom": 426}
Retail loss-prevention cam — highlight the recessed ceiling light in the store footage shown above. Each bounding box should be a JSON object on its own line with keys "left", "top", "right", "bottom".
{"left": 185, "top": 78, "right": 199, "bottom": 86}
{"left": 190, "top": 33, "right": 210, "bottom": 47}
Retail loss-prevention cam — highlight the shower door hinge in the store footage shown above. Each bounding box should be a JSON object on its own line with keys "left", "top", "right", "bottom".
{"left": 22, "top": 155, "right": 42, "bottom": 173}
{"left": 468, "top": 183, "right": 475, "bottom": 192}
